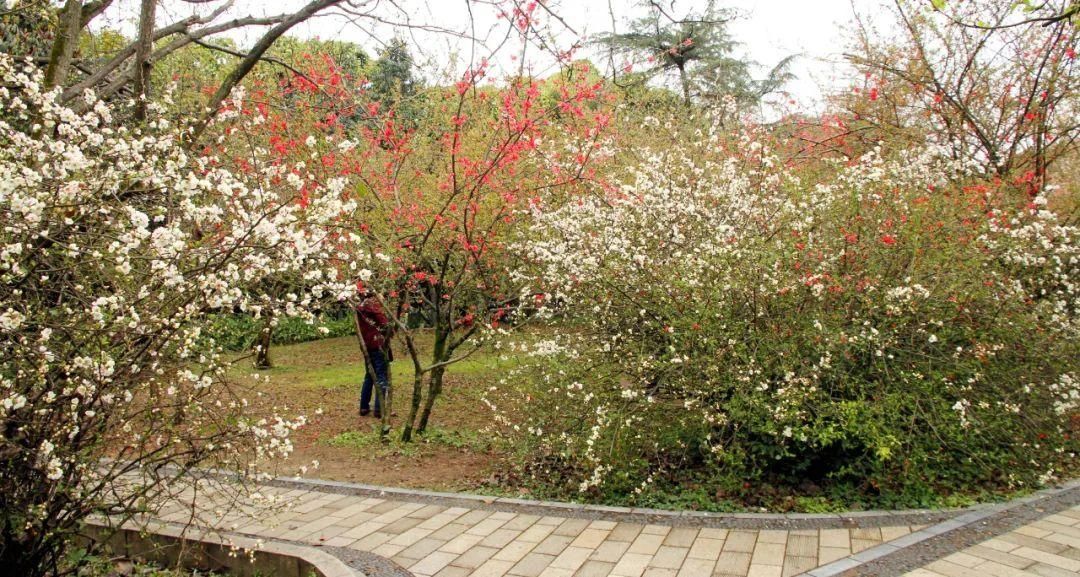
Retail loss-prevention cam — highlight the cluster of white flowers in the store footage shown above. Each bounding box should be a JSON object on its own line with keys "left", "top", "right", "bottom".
{"left": 0, "top": 54, "right": 362, "bottom": 523}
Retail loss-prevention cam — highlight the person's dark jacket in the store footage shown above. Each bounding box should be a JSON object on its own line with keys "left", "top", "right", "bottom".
{"left": 356, "top": 297, "right": 390, "bottom": 352}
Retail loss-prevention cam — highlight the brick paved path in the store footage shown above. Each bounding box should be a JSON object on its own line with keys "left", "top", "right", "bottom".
{"left": 151, "top": 479, "right": 930, "bottom": 577}
{"left": 905, "top": 504, "right": 1080, "bottom": 577}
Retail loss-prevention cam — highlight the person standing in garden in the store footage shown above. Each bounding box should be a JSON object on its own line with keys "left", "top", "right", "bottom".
{"left": 356, "top": 291, "right": 392, "bottom": 418}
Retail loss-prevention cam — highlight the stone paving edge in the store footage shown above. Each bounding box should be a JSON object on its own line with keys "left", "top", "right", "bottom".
{"left": 163, "top": 465, "right": 1070, "bottom": 530}
{"left": 797, "top": 477, "right": 1080, "bottom": 577}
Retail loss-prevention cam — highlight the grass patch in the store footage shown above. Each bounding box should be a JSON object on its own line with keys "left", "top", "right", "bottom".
{"left": 326, "top": 426, "right": 496, "bottom": 458}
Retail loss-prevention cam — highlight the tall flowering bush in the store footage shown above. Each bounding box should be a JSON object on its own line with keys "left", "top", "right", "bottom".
{"left": 505, "top": 116, "right": 1079, "bottom": 508}
{"left": 0, "top": 55, "right": 359, "bottom": 574}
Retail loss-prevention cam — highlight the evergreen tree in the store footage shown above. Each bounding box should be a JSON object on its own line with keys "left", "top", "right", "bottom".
{"left": 596, "top": 0, "right": 793, "bottom": 108}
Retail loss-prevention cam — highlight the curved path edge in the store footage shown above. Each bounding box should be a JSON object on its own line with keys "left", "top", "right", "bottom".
{"left": 84, "top": 517, "right": 368, "bottom": 577}
{"left": 797, "top": 478, "right": 1080, "bottom": 576}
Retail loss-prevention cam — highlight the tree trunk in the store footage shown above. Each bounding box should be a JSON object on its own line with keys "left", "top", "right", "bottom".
{"left": 678, "top": 64, "right": 692, "bottom": 108}
{"left": 133, "top": 0, "right": 157, "bottom": 121}
{"left": 400, "top": 371, "right": 424, "bottom": 443}
{"left": 415, "top": 365, "right": 445, "bottom": 435}
{"left": 415, "top": 326, "right": 449, "bottom": 435}
{"left": 43, "top": 0, "right": 84, "bottom": 90}
{"left": 253, "top": 314, "right": 273, "bottom": 369}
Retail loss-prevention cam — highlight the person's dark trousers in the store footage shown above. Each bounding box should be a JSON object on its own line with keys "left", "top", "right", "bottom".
{"left": 360, "top": 348, "right": 390, "bottom": 414}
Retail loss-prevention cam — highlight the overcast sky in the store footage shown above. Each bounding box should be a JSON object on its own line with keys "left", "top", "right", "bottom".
{"left": 100, "top": 0, "right": 885, "bottom": 112}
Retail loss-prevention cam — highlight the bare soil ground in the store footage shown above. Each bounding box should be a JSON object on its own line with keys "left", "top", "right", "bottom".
{"left": 232, "top": 334, "right": 520, "bottom": 491}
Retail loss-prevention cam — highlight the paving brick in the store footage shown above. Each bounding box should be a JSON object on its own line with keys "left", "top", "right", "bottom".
{"left": 350, "top": 530, "right": 394, "bottom": 550}
{"left": 648, "top": 546, "right": 689, "bottom": 570}
{"left": 611, "top": 553, "right": 654, "bottom": 577}
{"left": 942, "top": 552, "right": 983, "bottom": 568}
{"left": 434, "top": 566, "right": 472, "bottom": 577}
{"left": 419, "top": 513, "right": 461, "bottom": 531}
{"left": 757, "top": 531, "right": 788, "bottom": 545}
{"left": 519, "top": 523, "right": 559, "bottom": 543}
{"left": 819, "top": 529, "right": 850, "bottom": 549}
{"left": 388, "top": 526, "right": 435, "bottom": 546}
{"left": 467, "top": 516, "right": 512, "bottom": 537}
{"left": 699, "top": 528, "right": 730, "bottom": 540}
{"left": 408, "top": 504, "right": 448, "bottom": 520}
{"left": 750, "top": 542, "right": 786, "bottom": 567}
{"left": 970, "top": 560, "right": 1031, "bottom": 577}
{"left": 495, "top": 540, "right": 539, "bottom": 563}
{"left": 1008, "top": 546, "right": 1080, "bottom": 572}
{"left": 510, "top": 552, "right": 557, "bottom": 577}
{"left": 627, "top": 533, "right": 667, "bottom": 555}
{"left": 483, "top": 528, "right": 525, "bottom": 548}
{"left": 573, "top": 529, "right": 613, "bottom": 548}
{"left": 397, "top": 536, "right": 448, "bottom": 560}
{"left": 964, "top": 544, "right": 1035, "bottom": 569}
{"left": 1016, "top": 525, "right": 1053, "bottom": 539}
{"left": 850, "top": 538, "right": 878, "bottom": 553}
{"left": 781, "top": 556, "right": 817, "bottom": 577}
{"left": 471, "top": 558, "right": 517, "bottom": 577}
{"left": 503, "top": 515, "right": 542, "bottom": 531}
{"left": 817, "top": 546, "right": 849, "bottom": 564}
{"left": 431, "top": 523, "right": 473, "bottom": 541}
{"left": 440, "top": 531, "right": 485, "bottom": 555}
{"left": 410, "top": 551, "right": 458, "bottom": 576}
{"left": 785, "top": 534, "right": 817, "bottom": 558}
{"left": 534, "top": 534, "right": 575, "bottom": 556}
{"left": 663, "top": 528, "right": 699, "bottom": 548}
{"left": 372, "top": 542, "right": 405, "bottom": 557}
{"left": 642, "top": 525, "right": 671, "bottom": 536}
{"left": 981, "top": 538, "right": 1021, "bottom": 553}
{"left": 457, "top": 509, "right": 494, "bottom": 525}
{"left": 688, "top": 538, "right": 726, "bottom": 561}
{"left": 678, "top": 558, "right": 716, "bottom": 577}
{"left": 714, "top": 551, "right": 752, "bottom": 575}
{"left": 591, "top": 540, "right": 632, "bottom": 562}
{"left": 550, "top": 546, "right": 594, "bottom": 571}
{"left": 384, "top": 518, "right": 425, "bottom": 535}
{"left": 1028, "top": 562, "right": 1080, "bottom": 577}
{"left": 925, "top": 559, "right": 989, "bottom": 577}
{"left": 608, "top": 524, "right": 645, "bottom": 542}
{"left": 880, "top": 526, "right": 912, "bottom": 541}
{"left": 998, "top": 533, "right": 1070, "bottom": 555}
{"left": 451, "top": 545, "right": 501, "bottom": 569}
{"left": 723, "top": 531, "right": 758, "bottom": 553}
{"left": 746, "top": 564, "right": 782, "bottom": 577}
{"left": 576, "top": 560, "right": 616, "bottom": 577}
{"left": 1043, "top": 531, "right": 1080, "bottom": 549}
{"left": 554, "top": 518, "right": 593, "bottom": 536}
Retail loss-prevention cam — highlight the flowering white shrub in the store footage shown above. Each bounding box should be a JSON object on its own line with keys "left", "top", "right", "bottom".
{"left": 504, "top": 121, "right": 1080, "bottom": 508}
{"left": 0, "top": 55, "right": 361, "bottom": 573}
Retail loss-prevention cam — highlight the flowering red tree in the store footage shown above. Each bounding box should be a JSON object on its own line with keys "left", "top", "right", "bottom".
{"left": 351, "top": 61, "right": 612, "bottom": 441}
